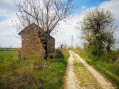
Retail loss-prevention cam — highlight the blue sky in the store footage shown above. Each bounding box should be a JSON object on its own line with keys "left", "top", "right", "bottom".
{"left": 76, "top": 0, "right": 109, "bottom": 8}
{"left": 0, "top": 0, "right": 119, "bottom": 48}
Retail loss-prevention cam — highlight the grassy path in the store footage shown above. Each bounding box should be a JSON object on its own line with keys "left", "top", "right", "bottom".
{"left": 65, "top": 51, "right": 80, "bottom": 89}
{"left": 65, "top": 51, "right": 116, "bottom": 89}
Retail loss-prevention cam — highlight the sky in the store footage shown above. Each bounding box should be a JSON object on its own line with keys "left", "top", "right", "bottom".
{"left": 0, "top": 0, "right": 119, "bottom": 48}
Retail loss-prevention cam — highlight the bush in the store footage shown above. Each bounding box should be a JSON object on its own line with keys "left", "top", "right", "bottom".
{"left": 0, "top": 49, "right": 44, "bottom": 89}
{"left": 0, "top": 57, "right": 43, "bottom": 88}
{"left": 55, "top": 49, "right": 64, "bottom": 58}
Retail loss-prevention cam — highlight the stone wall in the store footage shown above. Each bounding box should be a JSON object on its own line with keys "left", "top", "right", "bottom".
{"left": 20, "top": 24, "right": 44, "bottom": 58}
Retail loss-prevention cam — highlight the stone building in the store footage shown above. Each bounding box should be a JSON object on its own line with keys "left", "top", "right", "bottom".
{"left": 19, "top": 23, "right": 55, "bottom": 58}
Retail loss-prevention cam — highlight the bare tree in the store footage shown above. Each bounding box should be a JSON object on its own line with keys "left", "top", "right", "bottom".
{"left": 15, "top": 0, "right": 75, "bottom": 59}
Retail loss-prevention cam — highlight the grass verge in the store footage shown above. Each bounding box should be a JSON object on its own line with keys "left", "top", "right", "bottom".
{"left": 0, "top": 49, "right": 69, "bottom": 89}
{"left": 73, "top": 48, "right": 119, "bottom": 88}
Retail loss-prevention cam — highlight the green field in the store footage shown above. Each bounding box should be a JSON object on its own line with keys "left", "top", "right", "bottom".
{"left": 0, "top": 48, "right": 19, "bottom": 51}
{"left": 0, "top": 51, "right": 18, "bottom": 62}
{"left": 0, "top": 50, "right": 18, "bottom": 79}
{"left": 0, "top": 49, "right": 69, "bottom": 89}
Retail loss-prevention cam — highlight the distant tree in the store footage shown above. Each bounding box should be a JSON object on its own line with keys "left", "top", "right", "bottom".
{"left": 15, "top": 0, "right": 75, "bottom": 59}
{"left": 80, "top": 8, "right": 117, "bottom": 56}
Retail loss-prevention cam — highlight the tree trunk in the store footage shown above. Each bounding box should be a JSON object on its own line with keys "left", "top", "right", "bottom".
{"left": 107, "top": 45, "right": 111, "bottom": 53}
{"left": 44, "top": 41, "right": 48, "bottom": 60}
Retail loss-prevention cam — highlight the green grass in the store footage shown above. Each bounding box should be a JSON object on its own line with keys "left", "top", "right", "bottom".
{"left": 38, "top": 55, "right": 69, "bottom": 89}
{"left": 83, "top": 57, "right": 119, "bottom": 87}
{"left": 0, "top": 48, "right": 19, "bottom": 51}
{"left": 0, "top": 49, "right": 69, "bottom": 89}
{"left": 0, "top": 51, "right": 18, "bottom": 62}
{"left": 0, "top": 51, "right": 18, "bottom": 79}
{"left": 73, "top": 48, "right": 119, "bottom": 88}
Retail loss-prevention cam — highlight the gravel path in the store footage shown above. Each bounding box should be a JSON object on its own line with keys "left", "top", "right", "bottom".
{"left": 65, "top": 51, "right": 116, "bottom": 89}
{"left": 65, "top": 51, "right": 80, "bottom": 89}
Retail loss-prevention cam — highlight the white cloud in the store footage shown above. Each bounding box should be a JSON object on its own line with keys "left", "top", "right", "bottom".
{"left": 0, "top": 12, "right": 21, "bottom": 47}
{"left": 81, "top": 6, "right": 86, "bottom": 9}
{"left": 4, "top": 0, "right": 14, "bottom": 6}
{"left": 0, "top": 9, "right": 16, "bottom": 17}
{"left": 0, "top": 0, "right": 20, "bottom": 6}
{"left": 99, "top": 0, "right": 119, "bottom": 19}
{"left": 0, "top": 0, "right": 23, "bottom": 47}
{"left": 99, "top": 0, "right": 119, "bottom": 46}
{"left": 0, "top": 9, "right": 8, "bottom": 17}
{"left": 0, "top": 0, "right": 16, "bottom": 17}
{"left": 53, "top": 14, "right": 84, "bottom": 48}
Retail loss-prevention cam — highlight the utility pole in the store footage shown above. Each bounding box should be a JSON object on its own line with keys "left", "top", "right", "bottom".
{"left": 71, "top": 35, "right": 73, "bottom": 48}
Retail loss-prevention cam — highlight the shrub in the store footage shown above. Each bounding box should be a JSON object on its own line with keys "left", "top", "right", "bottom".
{"left": 0, "top": 49, "right": 44, "bottom": 89}
{"left": 55, "top": 49, "right": 64, "bottom": 58}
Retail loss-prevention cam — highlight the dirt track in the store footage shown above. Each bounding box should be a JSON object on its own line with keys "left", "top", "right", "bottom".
{"left": 65, "top": 51, "right": 116, "bottom": 89}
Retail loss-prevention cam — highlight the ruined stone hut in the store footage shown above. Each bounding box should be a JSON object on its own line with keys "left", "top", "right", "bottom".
{"left": 19, "top": 23, "right": 55, "bottom": 58}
